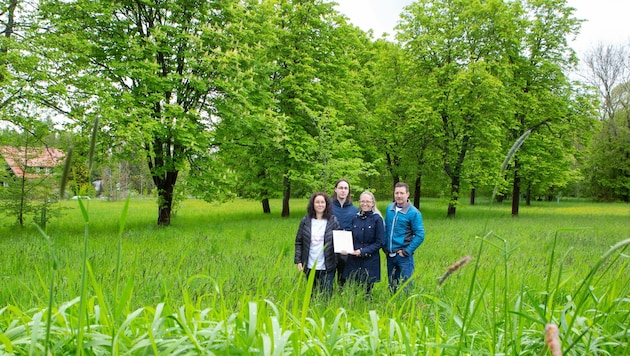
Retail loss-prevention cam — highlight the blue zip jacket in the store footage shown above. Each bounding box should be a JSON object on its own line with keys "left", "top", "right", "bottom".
{"left": 333, "top": 199, "right": 359, "bottom": 231}
{"left": 384, "top": 201, "right": 425, "bottom": 255}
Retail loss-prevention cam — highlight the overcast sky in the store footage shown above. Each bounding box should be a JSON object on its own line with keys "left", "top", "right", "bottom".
{"left": 334, "top": 0, "right": 630, "bottom": 57}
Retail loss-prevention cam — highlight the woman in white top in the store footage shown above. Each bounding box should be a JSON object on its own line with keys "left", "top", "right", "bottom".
{"left": 294, "top": 192, "right": 340, "bottom": 296}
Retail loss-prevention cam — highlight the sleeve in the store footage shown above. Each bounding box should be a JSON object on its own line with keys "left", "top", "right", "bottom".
{"left": 331, "top": 214, "right": 341, "bottom": 230}
{"left": 294, "top": 219, "right": 305, "bottom": 264}
{"left": 405, "top": 210, "right": 425, "bottom": 255}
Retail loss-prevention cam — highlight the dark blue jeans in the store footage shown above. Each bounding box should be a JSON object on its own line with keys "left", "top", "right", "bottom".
{"left": 386, "top": 254, "right": 414, "bottom": 293}
{"left": 305, "top": 269, "right": 335, "bottom": 296}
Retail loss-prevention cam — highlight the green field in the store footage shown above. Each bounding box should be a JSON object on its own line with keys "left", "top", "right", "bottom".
{"left": 1, "top": 198, "right": 629, "bottom": 355}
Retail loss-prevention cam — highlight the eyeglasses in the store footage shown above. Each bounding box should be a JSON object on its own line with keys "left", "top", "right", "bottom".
{"left": 359, "top": 200, "right": 373, "bottom": 204}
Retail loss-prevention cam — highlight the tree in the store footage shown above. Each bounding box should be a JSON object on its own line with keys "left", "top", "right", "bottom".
{"left": 203, "top": 0, "right": 288, "bottom": 214}
{"left": 501, "top": 0, "right": 592, "bottom": 216}
{"left": 398, "top": 0, "right": 513, "bottom": 217}
{"left": 39, "top": 0, "right": 257, "bottom": 225}
{"left": 583, "top": 43, "right": 630, "bottom": 201}
{"left": 0, "top": 0, "right": 18, "bottom": 87}
{"left": 274, "top": 0, "right": 371, "bottom": 216}
{"left": 398, "top": 0, "right": 596, "bottom": 217}
{"left": 220, "top": 0, "right": 368, "bottom": 217}
{"left": 1, "top": 0, "right": 32, "bottom": 114}
{"left": 0, "top": 120, "right": 63, "bottom": 227}
{"left": 0, "top": 0, "right": 68, "bottom": 226}
{"left": 365, "top": 39, "right": 440, "bottom": 206}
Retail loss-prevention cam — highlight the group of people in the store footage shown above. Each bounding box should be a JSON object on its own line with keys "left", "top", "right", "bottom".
{"left": 293, "top": 179, "right": 425, "bottom": 297}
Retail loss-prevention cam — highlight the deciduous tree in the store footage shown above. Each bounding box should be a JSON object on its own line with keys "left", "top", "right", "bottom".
{"left": 583, "top": 43, "right": 630, "bottom": 201}
{"left": 365, "top": 39, "right": 440, "bottom": 206}
{"left": 39, "top": 0, "right": 255, "bottom": 225}
{"left": 222, "top": 0, "right": 368, "bottom": 217}
{"left": 398, "top": 0, "right": 513, "bottom": 217}
{"left": 502, "top": 0, "right": 594, "bottom": 215}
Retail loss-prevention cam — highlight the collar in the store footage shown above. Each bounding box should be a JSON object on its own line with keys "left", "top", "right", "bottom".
{"left": 390, "top": 201, "right": 410, "bottom": 213}
{"left": 359, "top": 210, "right": 374, "bottom": 219}
{"left": 335, "top": 199, "right": 353, "bottom": 208}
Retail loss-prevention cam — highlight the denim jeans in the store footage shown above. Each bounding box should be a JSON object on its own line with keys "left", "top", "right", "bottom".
{"left": 386, "top": 254, "right": 414, "bottom": 293}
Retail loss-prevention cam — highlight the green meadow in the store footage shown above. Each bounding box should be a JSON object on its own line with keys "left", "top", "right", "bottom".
{"left": 1, "top": 198, "right": 629, "bottom": 355}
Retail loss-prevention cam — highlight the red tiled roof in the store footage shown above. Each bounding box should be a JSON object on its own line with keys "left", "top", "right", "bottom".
{"left": 0, "top": 146, "right": 65, "bottom": 179}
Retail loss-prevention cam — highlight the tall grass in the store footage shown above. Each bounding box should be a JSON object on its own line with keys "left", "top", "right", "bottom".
{"left": 0, "top": 198, "right": 629, "bottom": 354}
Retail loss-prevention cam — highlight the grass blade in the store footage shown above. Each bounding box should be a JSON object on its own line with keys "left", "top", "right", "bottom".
{"left": 59, "top": 146, "right": 73, "bottom": 199}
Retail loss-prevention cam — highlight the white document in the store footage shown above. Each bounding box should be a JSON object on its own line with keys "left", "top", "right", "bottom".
{"left": 333, "top": 230, "right": 354, "bottom": 253}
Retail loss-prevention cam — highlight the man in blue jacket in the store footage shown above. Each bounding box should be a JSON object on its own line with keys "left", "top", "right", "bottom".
{"left": 384, "top": 182, "right": 425, "bottom": 293}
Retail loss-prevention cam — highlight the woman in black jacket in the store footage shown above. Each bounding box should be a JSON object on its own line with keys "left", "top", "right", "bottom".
{"left": 341, "top": 191, "right": 385, "bottom": 295}
{"left": 294, "top": 192, "right": 340, "bottom": 296}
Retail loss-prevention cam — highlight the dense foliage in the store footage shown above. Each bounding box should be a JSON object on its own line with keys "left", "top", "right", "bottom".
{"left": 0, "top": 0, "right": 628, "bottom": 226}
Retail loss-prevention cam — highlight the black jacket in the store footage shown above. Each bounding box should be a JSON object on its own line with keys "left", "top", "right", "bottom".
{"left": 294, "top": 215, "right": 340, "bottom": 272}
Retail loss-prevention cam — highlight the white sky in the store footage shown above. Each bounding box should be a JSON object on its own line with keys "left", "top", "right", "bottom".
{"left": 334, "top": 0, "right": 630, "bottom": 57}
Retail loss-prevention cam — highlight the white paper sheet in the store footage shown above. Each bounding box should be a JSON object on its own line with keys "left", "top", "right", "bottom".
{"left": 333, "top": 230, "right": 354, "bottom": 253}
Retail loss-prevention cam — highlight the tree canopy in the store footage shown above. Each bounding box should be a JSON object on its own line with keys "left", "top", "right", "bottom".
{"left": 1, "top": 0, "right": 618, "bottom": 226}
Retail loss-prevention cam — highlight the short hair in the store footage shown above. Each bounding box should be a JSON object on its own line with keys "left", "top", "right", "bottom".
{"left": 333, "top": 178, "right": 353, "bottom": 204}
{"left": 307, "top": 192, "right": 333, "bottom": 219}
{"left": 394, "top": 182, "right": 409, "bottom": 193}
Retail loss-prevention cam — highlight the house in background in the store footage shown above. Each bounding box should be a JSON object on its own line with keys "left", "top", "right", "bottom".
{"left": 0, "top": 146, "right": 65, "bottom": 186}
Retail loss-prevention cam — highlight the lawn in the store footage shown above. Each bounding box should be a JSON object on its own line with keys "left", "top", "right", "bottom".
{"left": 0, "top": 197, "right": 629, "bottom": 355}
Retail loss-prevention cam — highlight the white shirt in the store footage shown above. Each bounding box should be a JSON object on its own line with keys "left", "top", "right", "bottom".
{"left": 307, "top": 219, "right": 327, "bottom": 270}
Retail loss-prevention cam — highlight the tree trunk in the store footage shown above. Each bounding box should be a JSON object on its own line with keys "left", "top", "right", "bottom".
{"left": 147, "top": 133, "right": 180, "bottom": 226}
{"left": 444, "top": 134, "right": 468, "bottom": 218}
{"left": 154, "top": 170, "right": 178, "bottom": 226}
{"left": 470, "top": 188, "right": 476, "bottom": 205}
{"left": 281, "top": 175, "right": 290, "bottom": 217}
{"left": 18, "top": 168, "right": 26, "bottom": 227}
{"left": 511, "top": 162, "right": 521, "bottom": 217}
{"left": 262, "top": 198, "right": 271, "bottom": 214}
{"left": 158, "top": 202, "right": 171, "bottom": 225}
{"left": 157, "top": 185, "right": 173, "bottom": 226}
{"left": 18, "top": 143, "right": 29, "bottom": 227}
{"left": 0, "top": 0, "right": 18, "bottom": 82}
{"left": 4, "top": 0, "right": 16, "bottom": 39}
{"left": 525, "top": 184, "right": 532, "bottom": 206}
{"left": 385, "top": 151, "right": 400, "bottom": 202}
{"left": 413, "top": 175, "right": 422, "bottom": 208}
{"left": 447, "top": 203, "right": 456, "bottom": 217}
{"left": 447, "top": 176, "right": 460, "bottom": 218}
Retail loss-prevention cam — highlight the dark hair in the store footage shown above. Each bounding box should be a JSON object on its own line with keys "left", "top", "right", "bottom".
{"left": 307, "top": 192, "right": 333, "bottom": 219}
{"left": 394, "top": 182, "right": 409, "bottom": 193}
{"left": 333, "top": 178, "right": 353, "bottom": 204}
